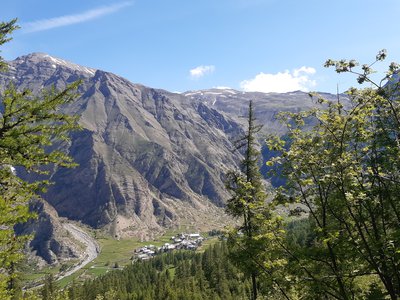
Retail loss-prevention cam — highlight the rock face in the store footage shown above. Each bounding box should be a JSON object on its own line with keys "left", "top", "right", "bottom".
{"left": 15, "top": 200, "right": 82, "bottom": 265}
{"left": 1, "top": 53, "right": 334, "bottom": 245}
{"left": 1, "top": 53, "right": 244, "bottom": 240}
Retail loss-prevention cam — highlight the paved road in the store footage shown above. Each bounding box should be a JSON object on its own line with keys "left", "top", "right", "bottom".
{"left": 58, "top": 223, "right": 100, "bottom": 280}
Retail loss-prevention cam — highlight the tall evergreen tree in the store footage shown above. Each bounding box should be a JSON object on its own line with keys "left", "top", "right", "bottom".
{"left": 225, "top": 100, "right": 264, "bottom": 300}
{"left": 0, "top": 19, "right": 80, "bottom": 299}
{"left": 225, "top": 100, "right": 288, "bottom": 300}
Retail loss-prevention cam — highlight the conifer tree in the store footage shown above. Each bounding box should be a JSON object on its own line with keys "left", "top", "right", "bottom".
{"left": 0, "top": 19, "right": 80, "bottom": 299}
{"left": 225, "top": 100, "right": 263, "bottom": 299}
{"left": 225, "top": 100, "right": 288, "bottom": 300}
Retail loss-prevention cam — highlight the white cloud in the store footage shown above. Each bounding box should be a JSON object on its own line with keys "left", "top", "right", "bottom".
{"left": 293, "top": 66, "right": 316, "bottom": 77}
{"left": 23, "top": 2, "right": 133, "bottom": 33}
{"left": 190, "top": 65, "right": 215, "bottom": 79}
{"left": 240, "top": 66, "right": 317, "bottom": 93}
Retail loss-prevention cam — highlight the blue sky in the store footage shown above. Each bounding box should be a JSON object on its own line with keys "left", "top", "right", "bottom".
{"left": 2, "top": 0, "right": 400, "bottom": 94}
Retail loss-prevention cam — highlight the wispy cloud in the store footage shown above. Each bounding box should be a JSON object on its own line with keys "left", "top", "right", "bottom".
{"left": 240, "top": 66, "right": 317, "bottom": 93}
{"left": 190, "top": 65, "right": 215, "bottom": 79}
{"left": 22, "top": 2, "right": 133, "bottom": 33}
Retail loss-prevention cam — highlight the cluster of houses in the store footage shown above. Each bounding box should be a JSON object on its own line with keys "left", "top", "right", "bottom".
{"left": 134, "top": 233, "right": 204, "bottom": 261}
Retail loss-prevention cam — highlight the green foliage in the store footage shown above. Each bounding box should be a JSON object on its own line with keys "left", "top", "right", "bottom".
{"left": 0, "top": 19, "right": 18, "bottom": 71}
{"left": 225, "top": 100, "right": 289, "bottom": 299}
{"left": 266, "top": 51, "right": 400, "bottom": 299}
{"left": 27, "top": 242, "right": 252, "bottom": 300}
{"left": 0, "top": 19, "right": 80, "bottom": 298}
{"left": 41, "top": 275, "right": 57, "bottom": 300}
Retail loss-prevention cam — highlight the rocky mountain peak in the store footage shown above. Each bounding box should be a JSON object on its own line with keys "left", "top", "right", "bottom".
{"left": 12, "top": 52, "right": 97, "bottom": 76}
{"left": 1, "top": 53, "right": 246, "bottom": 241}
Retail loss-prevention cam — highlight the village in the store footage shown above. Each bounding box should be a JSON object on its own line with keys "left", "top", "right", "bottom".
{"left": 133, "top": 233, "right": 204, "bottom": 261}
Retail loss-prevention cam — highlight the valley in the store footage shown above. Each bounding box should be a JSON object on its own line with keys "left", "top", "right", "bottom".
{"left": 0, "top": 1, "right": 398, "bottom": 297}
{"left": 3, "top": 50, "right": 397, "bottom": 299}
{"left": 0, "top": 52, "right": 322, "bottom": 267}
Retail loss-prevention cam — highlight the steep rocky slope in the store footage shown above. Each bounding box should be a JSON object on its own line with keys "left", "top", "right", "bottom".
{"left": 1, "top": 53, "right": 243, "bottom": 241}
{"left": 0, "top": 53, "right": 336, "bottom": 254}
{"left": 15, "top": 200, "right": 83, "bottom": 265}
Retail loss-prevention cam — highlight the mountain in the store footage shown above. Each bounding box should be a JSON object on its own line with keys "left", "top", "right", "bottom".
{"left": 182, "top": 88, "right": 339, "bottom": 134}
{"left": 0, "top": 53, "right": 333, "bottom": 261}
{"left": 1, "top": 53, "right": 245, "bottom": 241}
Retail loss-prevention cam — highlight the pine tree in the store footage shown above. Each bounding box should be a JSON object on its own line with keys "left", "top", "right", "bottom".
{"left": 225, "top": 100, "right": 266, "bottom": 300}
{"left": 41, "top": 274, "right": 57, "bottom": 300}
{"left": 226, "top": 101, "right": 290, "bottom": 300}
{"left": 0, "top": 19, "right": 80, "bottom": 298}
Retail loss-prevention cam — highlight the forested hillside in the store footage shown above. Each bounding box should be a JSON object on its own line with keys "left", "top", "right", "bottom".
{"left": 27, "top": 242, "right": 253, "bottom": 300}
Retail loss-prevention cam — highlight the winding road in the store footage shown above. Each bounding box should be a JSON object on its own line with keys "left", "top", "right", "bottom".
{"left": 24, "top": 223, "right": 100, "bottom": 290}
{"left": 58, "top": 223, "right": 100, "bottom": 280}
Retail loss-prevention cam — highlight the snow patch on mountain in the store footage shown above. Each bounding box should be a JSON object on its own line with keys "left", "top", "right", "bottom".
{"left": 18, "top": 53, "right": 97, "bottom": 76}
{"left": 43, "top": 54, "right": 96, "bottom": 75}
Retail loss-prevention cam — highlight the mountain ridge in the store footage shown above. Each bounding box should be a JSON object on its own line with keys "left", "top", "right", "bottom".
{"left": 1, "top": 53, "right": 335, "bottom": 263}
{"left": 1, "top": 53, "right": 244, "bottom": 237}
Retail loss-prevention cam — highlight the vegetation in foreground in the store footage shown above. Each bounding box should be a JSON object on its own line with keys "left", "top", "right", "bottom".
{"left": 0, "top": 19, "right": 80, "bottom": 300}
{"left": 224, "top": 50, "right": 400, "bottom": 299}
{"left": 2, "top": 16, "right": 400, "bottom": 299}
